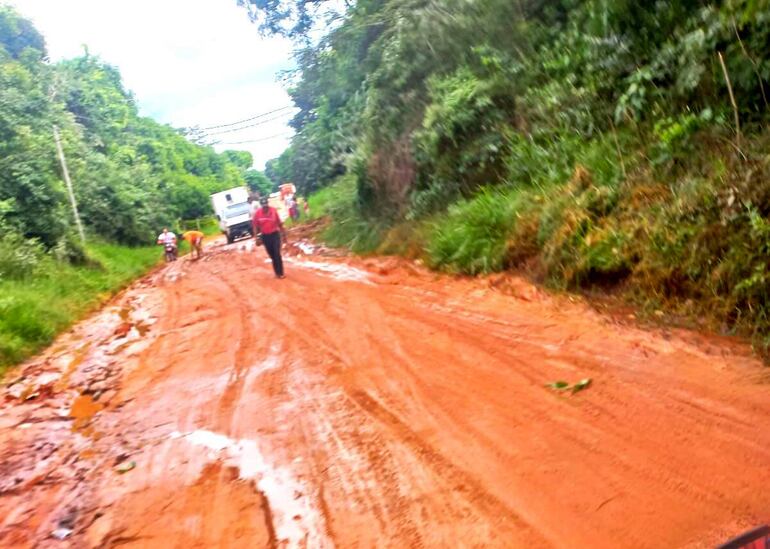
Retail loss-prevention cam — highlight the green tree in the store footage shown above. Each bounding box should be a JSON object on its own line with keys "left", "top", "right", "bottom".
{"left": 244, "top": 169, "right": 274, "bottom": 195}
{"left": 0, "top": 5, "right": 46, "bottom": 59}
{"left": 236, "top": 0, "right": 341, "bottom": 39}
{"left": 223, "top": 149, "right": 254, "bottom": 170}
{"left": 0, "top": 7, "right": 251, "bottom": 247}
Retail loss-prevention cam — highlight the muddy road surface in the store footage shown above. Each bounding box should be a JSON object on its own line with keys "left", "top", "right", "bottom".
{"left": 1, "top": 237, "right": 769, "bottom": 548}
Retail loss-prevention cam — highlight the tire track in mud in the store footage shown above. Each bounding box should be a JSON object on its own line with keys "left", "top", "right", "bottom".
{"left": 280, "top": 363, "right": 530, "bottom": 547}
{"left": 268, "top": 284, "right": 545, "bottom": 545}
{"left": 200, "top": 260, "right": 263, "bottom": 432}
{"left": 183, "top": 251, "right": 338, "bottom": 547}
{"left": 266, "top": 255, "right": 770, "bottom": 547}
{"left": 347, "top": 388, "right": 544, "bottom": 539}
{"left": 356, "top": 293, "right": 769, "bottom": 547}
{"left": 231, "top": 263, "right": 525, "bottom": 545}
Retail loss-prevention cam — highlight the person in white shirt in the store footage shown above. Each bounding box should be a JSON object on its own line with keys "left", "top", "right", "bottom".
{"left": 157, "top": 228, "right": 177, "bottom": 245}
{"left": 156, "top": 228, "right": 177, "bottom": 260}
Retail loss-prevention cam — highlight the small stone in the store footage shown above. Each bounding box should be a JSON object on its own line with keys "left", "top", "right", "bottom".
{"left": 113, "top": 323, "right": 132, "bottom": 338}
{"left": 51, "top": 527, "right": 73, "bottom": 540}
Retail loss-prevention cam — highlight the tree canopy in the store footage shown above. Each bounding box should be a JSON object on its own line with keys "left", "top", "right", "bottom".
{"left": 250, "top": 0, "right": 770, "bottom": 214}
{"left": 236, "top": 0, "right": 341, "bottom": 39}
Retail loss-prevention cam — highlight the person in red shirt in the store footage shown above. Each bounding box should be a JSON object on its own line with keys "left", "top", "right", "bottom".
{"left": 252, "top": 197, "right": 287, "bottom": 278}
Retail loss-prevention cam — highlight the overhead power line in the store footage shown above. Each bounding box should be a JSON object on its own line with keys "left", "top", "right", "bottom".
{"left": 199, "top": 105, "right": 294, "bottom": 130}
{"left": 214, "top": 131, "right": 294, "bottom": 146}
{"left": 204, "top": 111, "right": 295, "bottom": 137}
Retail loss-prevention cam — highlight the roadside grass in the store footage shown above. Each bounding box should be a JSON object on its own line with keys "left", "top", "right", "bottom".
{"left": 186, "top": 215, "right": 222, "bottom": 236}
{"left": 303, "top": 175, "right": 388, "bottom": 254}
{"left": 306, "top": 182, "right": 348, "bottom": 220}
{"left": 0, "top": 243, "right": 160, "bottom": 375}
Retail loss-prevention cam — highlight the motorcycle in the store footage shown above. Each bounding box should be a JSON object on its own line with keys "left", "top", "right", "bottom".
{"left": 164, "top": 243, "right": 177, "bottom": 262}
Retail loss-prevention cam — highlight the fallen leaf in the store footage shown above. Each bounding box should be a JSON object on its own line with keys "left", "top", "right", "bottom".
{"left": 115, "top": 460, "right": 136, "bottom": 474}
{"left": 572, "top": 378, "right": 592, "bottom": 393}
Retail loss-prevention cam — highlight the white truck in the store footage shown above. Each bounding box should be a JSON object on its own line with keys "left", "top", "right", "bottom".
{"left": 210, "top": 186, "right": 253, "bottom": 244}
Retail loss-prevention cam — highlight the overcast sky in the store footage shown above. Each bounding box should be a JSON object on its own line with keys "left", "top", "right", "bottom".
{"left": 10, "top": 0, "right": 296, "bottom": 169}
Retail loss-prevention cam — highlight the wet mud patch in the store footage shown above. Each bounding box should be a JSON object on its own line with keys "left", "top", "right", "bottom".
{"left": 70, "top": 394, "right": 104, "bottom": 431}
{"left": 0, "top": 279, "right": 166, "bottom": 545}
{"left": 3, "top": 230, "right": 770, "bottom": 548}
{"left": 84, "top": 461, "right": 273, "bottom": 549}
{"left": 287, "top": 258, "right": 373, "bottom": 285}
{"left": 168, "top": 429, "right": 333, "bottom": 547}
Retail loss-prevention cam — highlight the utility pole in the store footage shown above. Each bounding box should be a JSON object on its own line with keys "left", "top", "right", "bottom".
{"left": 53, "top": 125, "right": 86, "bottom": 245}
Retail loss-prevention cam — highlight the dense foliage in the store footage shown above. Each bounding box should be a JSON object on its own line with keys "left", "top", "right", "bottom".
{"left": 250, "top": 0, "right": 770, "bottom": 349}
{"left": 0, "top": 6, "right": 256, "bottom": 254}
{"left": 256, "top": 0, "right": 769, "bottom": 204}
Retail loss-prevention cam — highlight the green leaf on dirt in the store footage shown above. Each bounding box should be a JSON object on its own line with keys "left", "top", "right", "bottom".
{"left": 115, "top": 460, "right": 136, "bottom": 474}
{"left": 571, "top": 378, "right": 592, "bottom": 393}
{"left": 547, "top": 378, "right": 593, "bottom": 394}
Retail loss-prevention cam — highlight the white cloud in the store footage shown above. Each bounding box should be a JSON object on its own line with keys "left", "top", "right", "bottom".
{"left": 10, "top": 0, "right": 296, "bottom": 168}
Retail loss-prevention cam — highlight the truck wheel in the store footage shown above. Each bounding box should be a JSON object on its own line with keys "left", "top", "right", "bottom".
{"left": 226, "top": 232, "right": 234, "bottom": 244}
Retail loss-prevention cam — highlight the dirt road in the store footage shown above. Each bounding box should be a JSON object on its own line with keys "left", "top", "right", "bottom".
{"left": 1, "top": 237, "right": 769, "bottom": 548}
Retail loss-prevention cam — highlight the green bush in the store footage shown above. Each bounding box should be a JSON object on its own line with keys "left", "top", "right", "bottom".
{"left": 0, "top": 233, "right": 44, "bottom": 280}
{"left": 0, "top": 242, "right": 159, "bottom": 374}
{"left": 427, "top": 188, "right": 518, "bottom": 275}
{"left": 305, "top": 175, "right": 386, "bottom": 254}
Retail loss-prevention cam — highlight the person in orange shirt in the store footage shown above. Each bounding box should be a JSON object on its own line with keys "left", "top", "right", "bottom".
{"left": 182, "top": 230, "right": 204, "bottom": 260}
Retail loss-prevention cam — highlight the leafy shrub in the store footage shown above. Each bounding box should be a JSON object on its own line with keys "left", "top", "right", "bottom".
{"left": 51, "top": 233, "right": 94, "bottom": 266}
{"left": 650, "top": 111, "right": 713, "bottom": 167}
{"left": 406, "top": 180, "right": 461, "bottom": 220}
{"left": 428, "top": 188, "right": 518, "bottom": 275}
{"left": 0, "top": 233, "right": 43, "bottom": 280}
{"left": 412, "top": 65, "right": 514, "bottom": 205}
{"left": 505, "top": 133, "right": 576, "bottom": 189}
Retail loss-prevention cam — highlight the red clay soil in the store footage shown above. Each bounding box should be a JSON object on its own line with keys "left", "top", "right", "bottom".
{"left": 1, "top": 236, "right": 768, "bottom": 548}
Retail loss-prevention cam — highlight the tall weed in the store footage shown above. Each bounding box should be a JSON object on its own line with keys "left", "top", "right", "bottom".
{"left": 428, "top": 188, "right": 519, "bottom": 274}
{"left": 0, "top": 234, "right": 44, "bottom": 280}
{"left": 0, "top": 243, "right": 160, "bottom": 374}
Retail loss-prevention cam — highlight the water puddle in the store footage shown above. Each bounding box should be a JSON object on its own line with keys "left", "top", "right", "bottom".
{"left": 289, "top": 259, "right": 372, "bottom": 285}
{"left": 170, "top": 429, "right": 332, "bottom": 548}
{"left": 294, "top": 242, "right": 315, "bottom": 255}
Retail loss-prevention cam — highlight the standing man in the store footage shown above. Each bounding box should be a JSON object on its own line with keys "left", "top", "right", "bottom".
{"left": 289, "top": 195, "right": 300, "bottom": 221}
{"left": 252, "top": 197, "right": 287, "bottom": 279}
{"left": 182, "top": 229, "right": 204, "bottom": 260}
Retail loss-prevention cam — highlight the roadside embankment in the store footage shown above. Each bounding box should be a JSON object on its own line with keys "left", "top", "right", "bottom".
{"left": 303, "top": 141, "right": 770, "bottom": 360}
{"left": 0, "top": 243, "right": 161, "bottom": 374}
